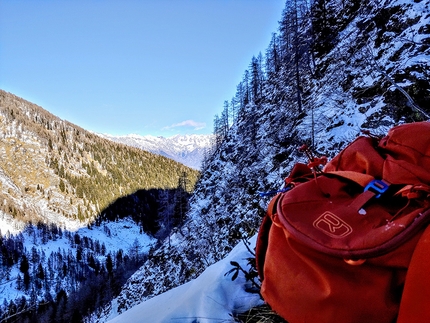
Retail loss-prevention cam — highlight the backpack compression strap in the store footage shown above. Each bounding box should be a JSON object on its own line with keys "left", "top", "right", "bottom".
{"left": 397, "top": 224, "right": 430, "bottom": 323}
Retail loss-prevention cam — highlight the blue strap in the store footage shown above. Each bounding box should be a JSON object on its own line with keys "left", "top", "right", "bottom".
{"left": 258, "top": 187, "right": 292, "bottom": 197}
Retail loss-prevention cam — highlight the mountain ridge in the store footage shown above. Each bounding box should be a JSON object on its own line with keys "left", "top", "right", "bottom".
{"left": 97, "top": 133, "right": 214, "bottom": 170}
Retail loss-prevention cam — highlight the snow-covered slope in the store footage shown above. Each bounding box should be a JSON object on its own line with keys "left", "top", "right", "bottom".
{"left": 99, "top": 0, "right": 430, "bottom": 321}
{"left": 98, "top": 133, "right": 214, "bottom": 170}
{"left": 0, "top": 213, "right": 155, "bottom": 311}
{"left": 105, "top": 235, "right": 262, "bottom": 323}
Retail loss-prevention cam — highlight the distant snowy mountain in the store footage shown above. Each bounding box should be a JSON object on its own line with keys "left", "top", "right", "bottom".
{"left": 98, "top": 133, "right": 214, "bottom": 170}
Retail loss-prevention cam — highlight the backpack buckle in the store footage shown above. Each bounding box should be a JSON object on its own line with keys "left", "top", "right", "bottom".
{"left": 364, "top": 180, "right": 389, "bottom": 198}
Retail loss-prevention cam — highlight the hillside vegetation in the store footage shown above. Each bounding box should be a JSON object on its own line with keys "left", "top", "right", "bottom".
{"left": 0, "top": 90, "right": 199, "bottom": 229}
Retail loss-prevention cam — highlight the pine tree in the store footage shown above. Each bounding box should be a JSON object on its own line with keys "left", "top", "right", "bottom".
{"left": 105, "top": 253, "right": 113, "bottom": 276}
{"left": 19, "top": 254, "right": 29, "bottom": 273}
{"left": 311, "top": 0, "right": 337, "bottom": 57}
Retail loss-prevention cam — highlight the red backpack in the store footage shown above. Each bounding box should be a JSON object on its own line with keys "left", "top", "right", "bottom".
{"left": 256, "top": 122, "right": 430, "bottom": 323}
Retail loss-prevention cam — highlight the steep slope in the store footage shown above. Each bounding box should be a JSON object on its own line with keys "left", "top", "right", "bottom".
{"left": 0, "top": 90, "right": 199, "bottom": 230}
{"left": 101, "top": 0, "right": 430, "bottom": 319}
{"left": 98, "top": 133, "right": 214, "bottom": 170}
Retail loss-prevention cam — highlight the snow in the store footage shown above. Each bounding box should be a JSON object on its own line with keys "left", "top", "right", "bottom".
{"left": 0, "top": 211, "right": 24, "bottom": 235}
{"left": 0, "top": 217, "right": 156, "bottom": 304}
{"left": 106, "top": 235, "right": 262, "bottom": 323}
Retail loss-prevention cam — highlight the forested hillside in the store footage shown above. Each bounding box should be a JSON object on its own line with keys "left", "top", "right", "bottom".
{"left": 103, "top": 0, "right": 430, "bottom": 319}
{"left": 0, "top": 90, "right": 199, "bottom": 229}
{"left": 0, "top": 90, "right": 200, "bottom": 322}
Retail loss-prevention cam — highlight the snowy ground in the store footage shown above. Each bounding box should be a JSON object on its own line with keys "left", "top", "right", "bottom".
{"left": 106, "top": 235, "right": 263, "bottom": 323}
{"left": 0, "top": 211, "right": 24, "bottom": 235}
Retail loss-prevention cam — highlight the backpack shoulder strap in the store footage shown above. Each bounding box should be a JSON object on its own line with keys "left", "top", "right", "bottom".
{"left": 397, "top": 224, "right": 430, "bottom": 323}
{"left": 255, "top": 193, "right": 281, "bottom": 281}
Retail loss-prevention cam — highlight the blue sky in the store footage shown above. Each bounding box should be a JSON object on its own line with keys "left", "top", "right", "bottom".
{"left": 0, "top": 0, "right": 285, "bottom": 137}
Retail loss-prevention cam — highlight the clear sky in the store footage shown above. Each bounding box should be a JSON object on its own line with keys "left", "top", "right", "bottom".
{"left": 0, "top": 0, "right": 285, "bottom": 137}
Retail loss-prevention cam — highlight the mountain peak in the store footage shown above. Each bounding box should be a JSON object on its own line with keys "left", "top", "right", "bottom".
{"left": 98, "top": 133, "right": 214, "bottom": 170}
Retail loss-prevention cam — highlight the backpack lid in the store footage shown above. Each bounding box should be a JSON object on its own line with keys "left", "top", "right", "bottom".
{"left": 276, "top": 122, "right": 430, "bottom": 259}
